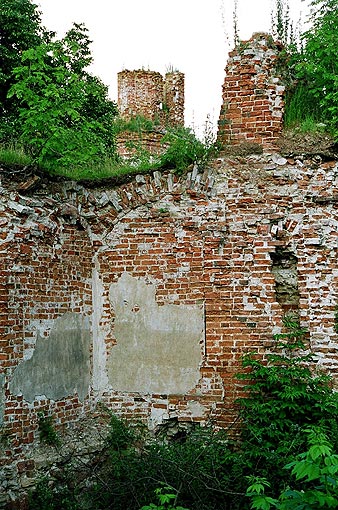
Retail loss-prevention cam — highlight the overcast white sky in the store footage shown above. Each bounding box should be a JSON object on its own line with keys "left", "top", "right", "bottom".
{"left": 37, "top": 0, "right": 310, "bottom": 136}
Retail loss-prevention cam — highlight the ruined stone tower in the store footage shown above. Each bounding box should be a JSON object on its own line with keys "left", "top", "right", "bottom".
{"left": 117, "top": 69, "right": 184, "bottom": 127}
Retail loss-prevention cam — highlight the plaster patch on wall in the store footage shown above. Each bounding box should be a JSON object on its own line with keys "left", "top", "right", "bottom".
{"left": 108, "top": 272, "right": 204, "bottom": 394}
{"left": 0, "top": 373, "right": 5, "bottom": 426}
{"left": 10, "top": 313, "right": 91, "bottom": 403}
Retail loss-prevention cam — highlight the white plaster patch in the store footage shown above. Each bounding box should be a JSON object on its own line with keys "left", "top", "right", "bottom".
{"left": 107, "top": 272, "right": 204, "bottom": 395}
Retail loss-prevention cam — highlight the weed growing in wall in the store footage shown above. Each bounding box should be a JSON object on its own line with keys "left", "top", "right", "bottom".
{"left": 160, "top": 126, "right": 218, "bottom": 174}
{"left": 38, "top": 412, "right": 60, "bottom": 446}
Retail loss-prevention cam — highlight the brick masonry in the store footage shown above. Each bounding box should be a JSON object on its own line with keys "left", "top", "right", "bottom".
{"left": 116, "top": 69, "right": 184, "bottom": 160}
{"left": 1, "top": 35, "right": 338, "bottom": 507}
{"left": 117, "top": 69, "right": 185, "bottom": 127}
{"left": 1, "top": 153, "right": 338, "bottom": 505}
{"left": 217, "top": 33, "right": 285, "bottom": 148}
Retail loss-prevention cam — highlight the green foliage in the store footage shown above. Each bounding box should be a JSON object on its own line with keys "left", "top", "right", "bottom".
{"left": 236, "top": 316, "right": 338, "bottom": 498}
{"left": 283, "top": 0, "right": 338, "bottom": 137}
{"left": 29, "top": 477, "right": 79, "bottom": 510}
{"left": 284, "top": 83, "right": 323, "bottom": 129}
{"left": 141, "top": 485, "right": 190, "bottom": 510}
{"left": 0, "top": 144, "right": 31, "bottom": 167}
{"left": 270, "top": 0, "right": 293, "bottom": 46}
{"left": 246, "top": 428, "right": 338, "bottom": 510}
{"left": 30, "top": 420, "right": 235, "bottom": 510}
{"left": 113, "top": 115, "right": 158, "bottom": 135}
{"left": 160, "top": 127, "right": 218, "bottom": 174}
{"left": 38, "top": 412, "right": 60, "bottom": 446}
{"left": 0, "top": 0, "right": 50, "bottom": 141}
{"left": 8, "top": 23, "right": 118, "bottom": 171}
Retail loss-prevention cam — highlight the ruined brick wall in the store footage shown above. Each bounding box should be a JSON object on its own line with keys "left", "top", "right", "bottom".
{"left": 117, "top": 69, "right": 184, "bottom": 127}
{"left": 2, "top": 153, "right": 338, "bottom": 505}
{"left": 217, "top": 33, "right": 285, "bottom": 148}
{"left": 118, "top": 70, "right": 164, "bottom": 123}
{"left": 163, "top": 72, "right": 185, "bottom": 127}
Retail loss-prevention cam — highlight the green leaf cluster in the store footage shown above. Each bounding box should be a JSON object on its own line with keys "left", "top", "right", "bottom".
{"left": 141, "top": 486, "right": 190, "bottom": 510}
{"left": 246, "top": 427, "right": 338, "bottom": 509}
{"left": 285, "top": 0, "right": 338, "bottom": 137}
{"left": 0, "top": 0, "right": 50, "bottom": 141}
{"left": 159, "top": 127, "right": 219, "bottom": 174}
{"left": 7, "top": 22, "right": 118, "bottom": 171}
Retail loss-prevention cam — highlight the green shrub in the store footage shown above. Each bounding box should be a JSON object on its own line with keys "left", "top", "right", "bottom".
{"left": 246, "top": 427, "right": 338, "bottom": 510}
{"left": 236, "top": 316, "right": 338, "bottom": 497}
{"left": 38, "top": 412, "right": 60, "bottom": 446}
{"left": 160, "top": 127, "right": 218, "bottom": 174}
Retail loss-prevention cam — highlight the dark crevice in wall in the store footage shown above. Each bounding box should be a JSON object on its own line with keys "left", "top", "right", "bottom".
{"left": 270, "top": 248, "right": 300, "bottom": 315}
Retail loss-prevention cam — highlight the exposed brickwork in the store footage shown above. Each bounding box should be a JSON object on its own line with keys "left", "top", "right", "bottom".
{"left": 217, "top": 33, "right": 285, "bottom": 148}
{"left": 117, "top": 69, "right": 184, "bottom": 127}
{"left": 118, "top": 70, "right": 164, "bottom": 123}
{"left": 2, "top": 155, "right": 338, "bottom": 506}
{"left": 163, "top": 72, "right": 185, "bottom": 127}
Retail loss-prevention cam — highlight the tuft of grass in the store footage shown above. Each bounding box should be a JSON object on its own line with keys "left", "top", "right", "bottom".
{"left": 284, "top": 83, "right": 323, "bottom": 130}
{"left": 41, "top": 152, "right": 162, "bottom": 181}
{"left": 112, "top": 115, "right": 159, "bottom": 136}
{"left": 0, "top": 145, "right": 32, "bottom": 167}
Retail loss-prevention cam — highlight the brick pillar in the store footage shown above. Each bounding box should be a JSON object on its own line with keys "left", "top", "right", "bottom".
{"left": 164, "top": 72, "right": 185, "bottom": 127}
{"left": 217, "top": 33, "right": 285, "bottom": 149}
{"left": 117, "top": 70, "right": 164, "bottom": 124}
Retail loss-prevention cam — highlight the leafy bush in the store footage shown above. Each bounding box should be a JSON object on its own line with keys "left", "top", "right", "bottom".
{"left": 160, "top": 127, "right": 218, "bottom": 174}
{"left": 8, "top": 23, "right": 118, "bottom": 171}
{"left": 283, "top": 0, "right": 338, "bottom": 137}
{"left": 236, "top": 316, "right": 338, "bottom": 498}
{"left": 246, "top": 427, "right": 338, "bottom": 510}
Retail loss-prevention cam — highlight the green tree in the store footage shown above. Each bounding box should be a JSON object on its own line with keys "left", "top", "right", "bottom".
{"left": 0, "top": 0, "right": 50, "bottom": 140}
{"left": 287, "top": 0, "right": 338, "bottom": 135}
{"left": 8, "top": 23, "right": 118, "bottom": 170}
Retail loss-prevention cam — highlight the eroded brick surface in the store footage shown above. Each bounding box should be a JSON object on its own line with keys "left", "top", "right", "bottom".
{"left": 117, "top": 69, "right": 184, "bottom": 127}
{"left": 217, "top": 33, "right": 285, "bottom": 148}
{"left": 1, "top": 152, "right": 338, "bottom": 505}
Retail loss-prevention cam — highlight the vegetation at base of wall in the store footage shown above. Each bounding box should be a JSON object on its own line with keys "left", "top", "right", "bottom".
{"left": 235, "top": 316, "right": 338, "bottom": 498}
{"left": 28, "top": 317, "right": 338, "bottom": 510}
{"left": 246, "top": 427, "right": 338, "bottom": 509}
